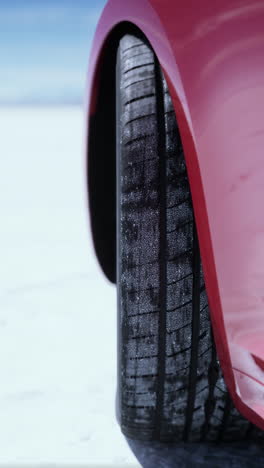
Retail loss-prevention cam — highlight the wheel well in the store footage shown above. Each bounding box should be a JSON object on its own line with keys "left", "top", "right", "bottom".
{"left": 87, "top": 23, "right": 149, "bottom": 283}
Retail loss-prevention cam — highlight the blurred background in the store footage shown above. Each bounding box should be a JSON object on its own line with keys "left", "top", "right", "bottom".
{"left": 1, "top": 0, "right": 103, "bottom": 106}
{"left": 0, "top": 0, "right": 139, "bottom": 465}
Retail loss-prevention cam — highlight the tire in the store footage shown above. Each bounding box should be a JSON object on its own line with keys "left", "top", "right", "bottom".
{"left": 116, "top": 34, "right": 264, "bottom": 443}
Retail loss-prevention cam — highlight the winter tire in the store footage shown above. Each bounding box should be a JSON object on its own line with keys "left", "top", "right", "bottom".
{"left": 116, "top": 33, "right": 264, "bottom": 443}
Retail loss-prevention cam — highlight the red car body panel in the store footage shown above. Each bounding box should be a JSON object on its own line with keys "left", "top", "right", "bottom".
{"left": 86, "top": 0, "right": 264, "bottom": 430}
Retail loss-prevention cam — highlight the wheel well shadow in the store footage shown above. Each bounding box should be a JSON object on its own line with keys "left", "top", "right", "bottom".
{"left": 87, "top": 23, "right": 151, "bottom": 283}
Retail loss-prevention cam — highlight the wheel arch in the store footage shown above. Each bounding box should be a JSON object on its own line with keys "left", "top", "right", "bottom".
{"left": 85, "top": 14, "right": 228, "bottom": 388}
{"left": 85, "top": 0, "right": 264, "bottom": 431}
{"left": 85, "top": 7, "right": 227, "bottom": 390}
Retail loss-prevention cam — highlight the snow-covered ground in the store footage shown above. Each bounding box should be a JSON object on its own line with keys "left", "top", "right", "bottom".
{"left": 0, "top": 107, "right": 140, "bottom": 466}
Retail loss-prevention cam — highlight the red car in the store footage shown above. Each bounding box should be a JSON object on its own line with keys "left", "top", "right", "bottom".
{"left": 86, "top": 0, "right": 264, "bottom": 442}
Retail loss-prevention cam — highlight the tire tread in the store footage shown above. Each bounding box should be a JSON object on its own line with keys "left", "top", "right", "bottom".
{"left": 117, "top": 34, "right": 264, "bottom": 443}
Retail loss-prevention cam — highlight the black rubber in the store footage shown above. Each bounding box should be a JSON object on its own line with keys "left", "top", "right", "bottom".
{"left": 116, "top": 34, "right": 264, "bottom": 443}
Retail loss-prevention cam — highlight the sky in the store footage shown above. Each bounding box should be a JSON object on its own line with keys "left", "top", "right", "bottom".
{"left": 1, "top": 0, "right": 107, "bottom": 105}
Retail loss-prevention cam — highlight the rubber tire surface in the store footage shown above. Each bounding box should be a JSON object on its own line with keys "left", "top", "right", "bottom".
{"left": 116, "top": 34, "right": 264, "bottom": 443}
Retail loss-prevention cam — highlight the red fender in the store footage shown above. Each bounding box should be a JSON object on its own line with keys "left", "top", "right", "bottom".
{"left": 85, "top": 0, "right": 264, "bottom": 430}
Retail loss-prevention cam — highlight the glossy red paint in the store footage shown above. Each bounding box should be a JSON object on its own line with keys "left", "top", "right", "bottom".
{"left": 86, "top": 0, "right": 264, "bottom": 430}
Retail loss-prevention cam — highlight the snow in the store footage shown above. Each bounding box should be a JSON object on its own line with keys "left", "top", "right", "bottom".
{"left": 0, "top": 107, "right": 140, "bottom": 466}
